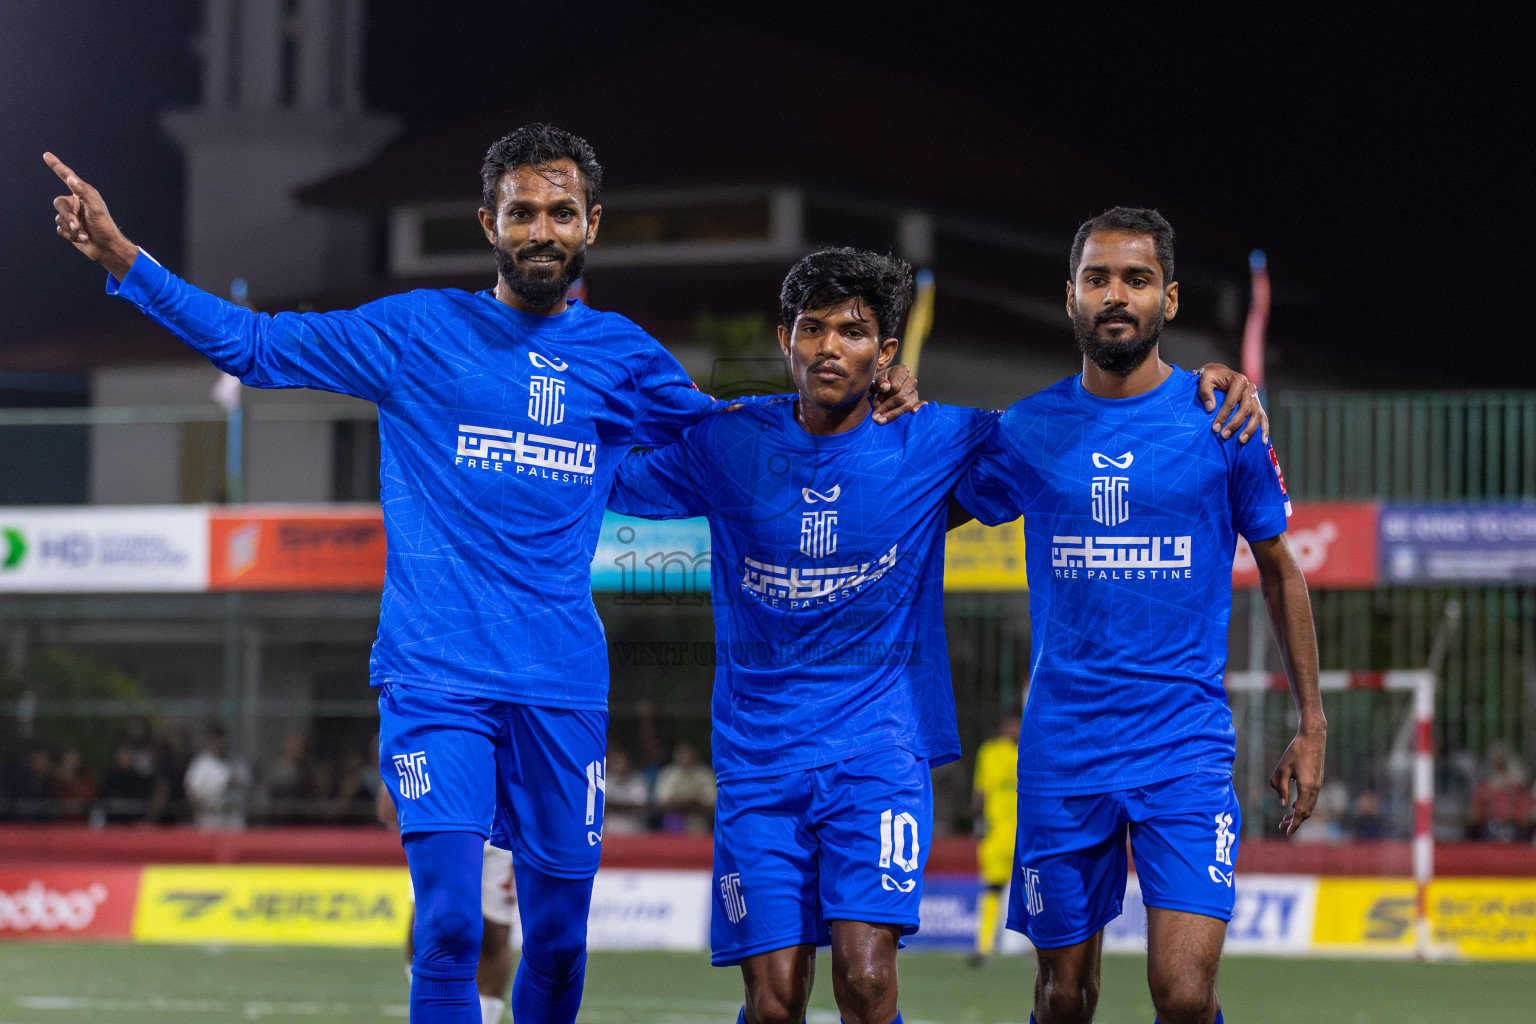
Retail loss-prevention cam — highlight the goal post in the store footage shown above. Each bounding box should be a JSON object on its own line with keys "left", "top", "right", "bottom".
{"left": 1224, "top": 668, "right": 1436, "bottom": 959}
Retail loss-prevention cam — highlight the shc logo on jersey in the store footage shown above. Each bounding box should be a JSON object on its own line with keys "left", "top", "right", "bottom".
{"left": 1091, "top": 476, "right": 1131, "bottom": 526}
{"left": 1090, "top": 452, "right": 1133, "bottom": 526}
{"left": 878, "top": 809, "right": 920, "bottom": 873}
{"left": 528, "top": 351, "right": 569, "bottom": 372}
{"left": 719, "top": 873, "right": 748, "bottom": 925}
{"left": 1023, "top": 867, "right": 1044, "bottom": 915}
{"left": 528, "top": 375, "right": 566, "bottom": 427}
{"left": 392, "top": 751, "right": 430, "bottom": 800}
{"left": 799, "top": 484, "right": 842, "bottom": 558}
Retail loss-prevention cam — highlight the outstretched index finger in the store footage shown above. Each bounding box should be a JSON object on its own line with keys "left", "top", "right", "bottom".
{"left": 43, "top": 153, "right": 90, "bottom": 197}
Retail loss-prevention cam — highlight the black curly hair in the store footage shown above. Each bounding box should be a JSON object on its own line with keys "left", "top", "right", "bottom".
{"left": 1069, "top": 207, "right": 1175, "bottom": 284}
{"left": 481, "top": 124, "right": 603, "bottom": 212}
{"left": 779, "top": 248, "right": 916, "bottom": 340}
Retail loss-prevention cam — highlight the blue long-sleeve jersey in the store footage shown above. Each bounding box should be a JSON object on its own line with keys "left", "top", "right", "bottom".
{"left": 109, "top": 252, "right": 720, "bottom": 708}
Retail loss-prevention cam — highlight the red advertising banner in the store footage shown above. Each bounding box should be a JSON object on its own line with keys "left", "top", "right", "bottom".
{"left": 0, "top": 867, "right": 142, "bottom": 940}
{"left": 209, "top": 509, "right": 386, "bottom": 590}
{"left": 1233, "top": 502, "right": 1379, "bottom": 589}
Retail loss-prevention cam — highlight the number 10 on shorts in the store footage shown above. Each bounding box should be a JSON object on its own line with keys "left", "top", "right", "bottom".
{"left": 878, "top": 809, "right": 920, "bottom": 872}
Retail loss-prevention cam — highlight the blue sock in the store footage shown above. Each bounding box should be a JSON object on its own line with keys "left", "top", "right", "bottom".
{"left": 511, "top": 865, "right": 595, "bottom": 1024}
{"left": 404, "top": 831, "right": 484, "bottom": 1024}
{"left": 737, "top": 1009, "right": 747, "bottom": 1024}
{"left": 840, "top": 1015, "right": 900, "bottom": 1024}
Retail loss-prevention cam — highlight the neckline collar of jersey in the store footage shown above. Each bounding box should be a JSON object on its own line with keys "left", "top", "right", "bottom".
{"left": 783, "top": 397, "right": 877, "bottom": 447}
{"left": 477, "top": 291, "right": 586, "bottom": 326}
{"left": 1071, "top": 362, "right": 1185, "bottom": 409}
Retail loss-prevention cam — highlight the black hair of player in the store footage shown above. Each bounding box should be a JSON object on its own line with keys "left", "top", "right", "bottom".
{"left": 481, "top": 124, "right": 603, "bottom": 212}
{"left": 1069, "top": 207, "right": 1175, "bottom": 284}
{"left": 779, "top": 248, "right": 915, "bottom": 340}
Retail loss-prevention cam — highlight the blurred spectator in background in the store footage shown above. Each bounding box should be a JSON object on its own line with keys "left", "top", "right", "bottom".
{"left": 1292, "top": 780, "right": 1350, "bottom": 844}
{"left": 602, "top": 747, "right": 651, "bottom": 835}
{"left": 262, "top": 731, "right": 313, "bottom": 823}
{"left": 1467, "top": 744, "right": 1534, "bottom": 842}
{"left": 325, "top": 747, "right": 376, "bottom": 822}
{"left": 98, "top": 740, "right": 155, "bottom": 823}
{"left": 1349, "top": 790, "right": 1388, "bottom": 840}
{"left": 4, "top": 744, "right": 53, "bottom": 821}
{"left": 51, "top": 745, "right": 96, "bottom": 821}
{"left": 655, "top": 742, "right": 716, "bottom": 833}
{"left": 185, "top": 724, "right": 247, "bottom": 829}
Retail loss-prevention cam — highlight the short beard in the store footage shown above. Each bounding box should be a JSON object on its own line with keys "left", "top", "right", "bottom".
{"left": 1073, "top": 305, "right": 1165, "bottom": 376}
{"left": 493, "top": 243, "right": 587, "bottom": 311}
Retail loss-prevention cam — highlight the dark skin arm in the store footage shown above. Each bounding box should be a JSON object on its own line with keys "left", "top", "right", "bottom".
{"left": 1249, "top": 533, "right": 1327, "bottom": 835}
{"left": 870, "top": 364, "right": 919, "bottom": 422}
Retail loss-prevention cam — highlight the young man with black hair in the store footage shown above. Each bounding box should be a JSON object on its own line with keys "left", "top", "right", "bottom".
{"left": 42, "top": 126, "right": 921, "bottom": 1024}
{"left": 953, "top": 208, "right": 1325, "bottom": 1024}
{"left": 609, "top": 248, "right": 1265, "bottom": 1024}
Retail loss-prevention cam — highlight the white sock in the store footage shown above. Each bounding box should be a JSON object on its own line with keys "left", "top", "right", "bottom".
{"left": 479, "top": 994, "right": 506, "bottom": 1024}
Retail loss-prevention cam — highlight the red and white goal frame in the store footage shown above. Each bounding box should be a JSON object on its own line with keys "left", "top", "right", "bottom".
{"left": 1225, "top": 669, "right": 1436, "bottom": 958}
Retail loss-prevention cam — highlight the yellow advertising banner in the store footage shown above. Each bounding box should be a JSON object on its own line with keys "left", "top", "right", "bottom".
{"left": 943, "top": 518, "right": 1028, "bottom": 591}
{"left": 133, "top": 866, "right": 411, "bottom": 947}
{"left": 1314, "top": 878, "right": 1536, "bottom": 959}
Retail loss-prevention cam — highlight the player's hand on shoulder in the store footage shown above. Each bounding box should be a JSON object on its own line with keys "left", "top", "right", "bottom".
{"left": 871, "top": 364, "right": 923, "bottom": 424}
{"left": 44, "top": 152, "right": 139, "bottom": 279}
{"left": 1195, "top": 363, "right": 1268, "bottom": 444}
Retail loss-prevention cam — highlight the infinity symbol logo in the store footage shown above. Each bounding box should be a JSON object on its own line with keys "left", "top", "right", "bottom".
{"left": 802, "top": 486, "right": 842, "bottom": 503}
{"left": 1091, "top": 452, "right": 1134, "bottom": 469}
{"left": 529, "top": 352, "right": 569, "bottom": 371}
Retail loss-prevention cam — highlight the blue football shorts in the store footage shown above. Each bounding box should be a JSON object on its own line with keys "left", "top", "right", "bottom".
{"left": 710, "top": 746, "right": 931, "bottom": 966}
{"left": 1008, "top": 771, "right": 1241, "bottom": 948}
{"left": 377, "top": 683, "right": 608, "bottom": 880}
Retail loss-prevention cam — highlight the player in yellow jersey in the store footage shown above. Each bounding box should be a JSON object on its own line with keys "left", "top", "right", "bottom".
{"left": 971, "top": 711, "right": 1022, "bottom": 965}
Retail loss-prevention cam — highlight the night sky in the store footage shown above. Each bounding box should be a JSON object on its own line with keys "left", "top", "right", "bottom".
{"left": 1, "top": 2, "right": 1527, "bottom": 387}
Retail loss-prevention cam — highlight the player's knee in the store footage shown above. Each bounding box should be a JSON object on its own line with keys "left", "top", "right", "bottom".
{"left": 1148, "top": 975, "right": 1217, "bottom": 1024}
{"left": 519, "top": 911, "right": 587, "bottom": 979}
{"left": 1035, "top": 959, "right": 1098, "bottom": 1023}
{"left": 744, "top": 983, "right": 806, "bottom": 1024}
{"left": 835, "top": 958, "right": 893, "bottom": 1014}
{"left": 414, "top": 899, "right": 479, "bottom": 963}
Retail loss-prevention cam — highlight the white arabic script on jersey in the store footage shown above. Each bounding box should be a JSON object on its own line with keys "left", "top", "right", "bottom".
{"left": 742, "top": 545, "right": 900, "bottom": 601}
{"left": 1051, "top": 535, "right": 1193, "bottom": 569}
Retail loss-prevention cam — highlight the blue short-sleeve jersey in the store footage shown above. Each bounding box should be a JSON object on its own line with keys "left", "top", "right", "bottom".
{"left": 609, "top": 400, "right": 999, "bottom": 781}
{"left": 109, "top": 252, "right": 720, "bottom": 709}
{"left": 955, "top": 368, "right": 1291, "bottom": 795}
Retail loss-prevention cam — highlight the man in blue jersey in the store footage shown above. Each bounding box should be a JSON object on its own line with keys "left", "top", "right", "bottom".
{"left": 953, "top": 208, "right": 1325, "bottom": 1024}
{"left": 607, "top": 248, "right": 1267, "bottom": 1024}
{"left": 43, "top": 126, "right": 922, "bottom": 1024}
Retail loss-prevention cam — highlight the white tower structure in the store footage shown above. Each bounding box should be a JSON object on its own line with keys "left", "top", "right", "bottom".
{"left": 162, "top": 0, "right": 399, "bottom": 303}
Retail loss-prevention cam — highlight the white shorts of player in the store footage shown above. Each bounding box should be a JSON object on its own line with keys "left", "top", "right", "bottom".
{"left": 406, "top": 840, "right": 517, "bottom": 926}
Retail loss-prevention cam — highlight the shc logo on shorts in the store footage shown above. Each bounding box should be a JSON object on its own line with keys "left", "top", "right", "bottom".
{"left": 1209, "top": 811, "right": 1236, "bottom": 885}
{"left": 1023, "top": 867, "right": 1044, "bottom": 915}
{"left": 392, "top": 751, "right": 430, "bottom": 800}
{"left": 719, "top": 872, "right": 747, "bottom": 924}
{"left": 585, "top": 759, "right": 606, "bottom": 830}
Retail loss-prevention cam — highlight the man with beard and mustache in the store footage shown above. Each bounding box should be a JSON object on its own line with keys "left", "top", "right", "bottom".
{"left": 43, "top": 124, "right": 926, "bottom": 1024}
{"left": 952, "top": 208, "right": 1325, "bottom": 1024}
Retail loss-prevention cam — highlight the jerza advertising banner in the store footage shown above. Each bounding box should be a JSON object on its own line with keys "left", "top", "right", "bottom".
{"left": 1380, "top": 503, "right": 1536, "bottom": 585}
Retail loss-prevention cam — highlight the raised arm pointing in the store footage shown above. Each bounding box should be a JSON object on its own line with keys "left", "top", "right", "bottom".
{"left": 45, "top": 153, "right": 139, "bottom": 281}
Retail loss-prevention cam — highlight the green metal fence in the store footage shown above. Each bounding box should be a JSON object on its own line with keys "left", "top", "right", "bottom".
{"left": 1270, "top": 392, "right": 1536, "bottom": 768}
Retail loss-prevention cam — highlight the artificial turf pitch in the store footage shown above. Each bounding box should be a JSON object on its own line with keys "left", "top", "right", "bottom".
{"left": 0, "top": 945, "right": 1528, "bottom": 1023}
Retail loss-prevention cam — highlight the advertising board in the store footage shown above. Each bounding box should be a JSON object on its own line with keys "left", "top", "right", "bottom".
{"left": 208, "top": 509, "right": 386, "bottom": 590}
{"left": 1233, "top": 502, "right": 1379, "bottom": 589}
{"left": 0, "top": 868, "right": 142, "bottom": 940}
{"left": 132, "top": 866, "right": 411, "bottom": 947}
{"left": 0, "top": 507, "right": 207, "bottom": 592}
{"left": 1380, "top": 503, "right": 1536, "bottom": 585}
